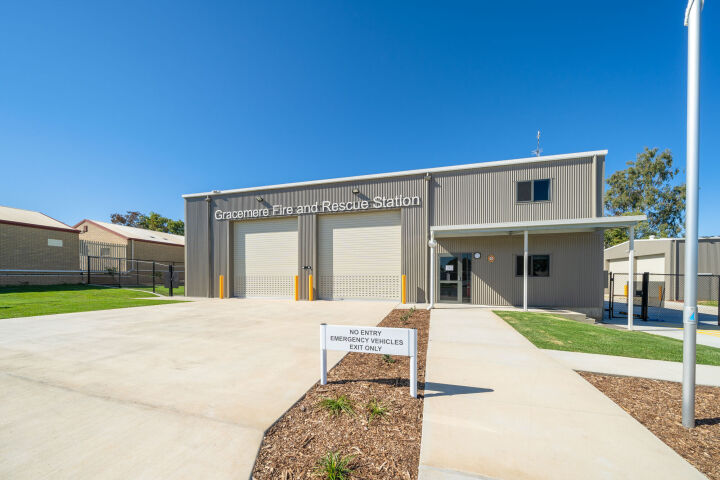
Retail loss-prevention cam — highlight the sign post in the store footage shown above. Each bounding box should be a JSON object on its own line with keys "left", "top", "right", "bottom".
{"left": 320, "top": 324, "right": 418, "bottom": 398}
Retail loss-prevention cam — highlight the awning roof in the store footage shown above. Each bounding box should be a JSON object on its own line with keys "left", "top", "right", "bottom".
{"left": 431, "top": 215, "right": 646, "bottom": 238}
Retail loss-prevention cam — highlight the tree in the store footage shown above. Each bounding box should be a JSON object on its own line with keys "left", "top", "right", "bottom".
{"left": 140, "top": 212, "right": 185, "bottom": 235}
{"left": 109, "top": 211, "right": 184, "bottom": 235}
{"left": 604, "top": 147, "right": 685, "bottom": 247}
{"left": 110, "top": 211, "right": 144, "bottom": 228}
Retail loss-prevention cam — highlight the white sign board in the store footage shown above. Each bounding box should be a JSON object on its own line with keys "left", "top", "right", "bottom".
{"left": 320, "top": 323, "right": 418, "bottom": 398}
{"left": 324, "top": 325, "right": 411, "bottom": 356}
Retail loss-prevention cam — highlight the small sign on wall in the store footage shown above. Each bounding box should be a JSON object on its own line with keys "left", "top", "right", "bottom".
{"left": 47, "top": 239, "right": 63, "bottom": 247}
{"left": 487, "top": 254, "right": 495, "bottom": 263}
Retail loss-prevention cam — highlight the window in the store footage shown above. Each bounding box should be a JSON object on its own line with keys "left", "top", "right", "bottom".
{"left": 100, "top": 247, "right": 111, "bottom": 257}
{"left": 515, "top": 254, "right": 550, "bottom": 277}
{"left": 83, "top": 225, "right": 88, "bottom": 232}
{"left": 47, "top": 239, "right": 63, "bottom": 247}
{"left": 516, "top": 179, "right": 551, "bottom": 203}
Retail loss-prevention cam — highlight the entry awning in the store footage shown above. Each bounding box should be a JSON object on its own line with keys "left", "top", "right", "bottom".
{"left": 430, "top": 215, "right": 647, "bottom": 238}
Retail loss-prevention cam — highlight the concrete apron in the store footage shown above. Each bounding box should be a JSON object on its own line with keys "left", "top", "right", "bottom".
{"left": 418, "top": 308, "right": 705, "bottom": 480}
{"left": 0, "top": 298, "right": 396, "bottom": 480}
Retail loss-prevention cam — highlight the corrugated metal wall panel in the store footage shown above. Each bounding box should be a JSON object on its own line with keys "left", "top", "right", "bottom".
{"left": 185, "top": 198, "right": 209, "bottom": 297}
{"left": 432, "top": 156, "right": 595, "bottom": 225}
{"left": 437, "top": 231, "right": 603, "bottom": 309}
{"left": 233, "top": 217, "right": 298, "bottom": 297}
{"left": 318, "top": 210, "right": 401, "bottom": 299}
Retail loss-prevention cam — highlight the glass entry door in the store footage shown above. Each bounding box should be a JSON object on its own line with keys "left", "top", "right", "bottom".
{"left": 438, "top": 253, "right": 472, "bottom": 303}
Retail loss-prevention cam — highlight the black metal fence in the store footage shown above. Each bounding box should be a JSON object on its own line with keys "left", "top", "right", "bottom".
{"left": 84, "top": 256, "right": 184, "bottom": 294}
{"left": 607, "top": 271, "right": 719, "bottom": 325}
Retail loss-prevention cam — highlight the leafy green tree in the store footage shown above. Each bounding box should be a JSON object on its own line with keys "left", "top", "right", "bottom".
{"left": 139, "top": 212, "right": 185, "bottom": 235}
{"left": 110, "top": 211, "right": 184, "bottom": 235}
{"left": 604, "top": 147, "right": 685, "bottom": 247}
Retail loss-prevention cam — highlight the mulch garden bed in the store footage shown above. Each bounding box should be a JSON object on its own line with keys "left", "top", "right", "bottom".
{"left": 252, "top": 308, "right": 430, "bottom": 480}
{"left": 580, "top": 372, "right": 720, "bottom": 479}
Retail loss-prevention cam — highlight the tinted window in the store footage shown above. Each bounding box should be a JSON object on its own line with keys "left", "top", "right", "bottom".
{"left": 532, "top": 255, "right": 550, "bottom": 277}
{"left": 517, "top": 181, "right": 532, "bottom": 202}
{"left": 515, "top": 255, "right": 531, "bottom": 276}
{"left": 533, "top": 179, "right": 550, "bottom": 201}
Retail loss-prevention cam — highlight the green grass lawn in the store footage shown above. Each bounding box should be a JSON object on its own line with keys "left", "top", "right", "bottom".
{"left": 135, "top": 285, "right": 185, "bottom": 297}
{"left": 699, "top": 300, "right": 718, "bottom": 307}
{"left": 494, "top": 310, "right": 720, "bottom": 366}
{"left": 0, "top": 284, "right": 185, "bottom": 319}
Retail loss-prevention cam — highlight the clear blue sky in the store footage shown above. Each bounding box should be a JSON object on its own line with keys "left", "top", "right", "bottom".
{"left": 1, "top": 1, "right": 717, "bottom": 235}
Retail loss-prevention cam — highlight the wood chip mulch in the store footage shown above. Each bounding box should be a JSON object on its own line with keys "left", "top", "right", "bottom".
{"left": 251, "top": 308, "right": 430, "bottom": 480}
{"left": 579, "top": 372, "right": 720, "bottom": 479}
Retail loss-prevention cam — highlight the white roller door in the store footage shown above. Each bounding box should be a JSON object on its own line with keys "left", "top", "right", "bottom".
{"left": 233, "top": 218, "right": 298, "bottom": 297}
{"left": 636, "top": 254, "right": 666, "bottom": 275}
{"left": 318, "top": 210, "right": 401, "bottom": 300}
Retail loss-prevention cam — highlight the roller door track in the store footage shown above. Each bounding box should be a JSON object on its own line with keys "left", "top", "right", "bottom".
{"left": 233, "top": 218, "right": 298, "bottom": 297}
{"left": 318, "top": 210, "right": 401, "bottom": 300}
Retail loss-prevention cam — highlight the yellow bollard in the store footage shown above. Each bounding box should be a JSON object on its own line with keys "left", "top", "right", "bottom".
{"left": 219, "top": 275, "right": 224, "bottom": 299}
{"left": 624, "top": 283, "right": 628, "bottom": 297}
{"left": 402, "top": 274, "right": 407, "bottom": 304}
{"left": 294, "top": 275, "right": 299, "bottom": 301}
{"left": 309, "top": 274, "right": 314, "bottom": 301}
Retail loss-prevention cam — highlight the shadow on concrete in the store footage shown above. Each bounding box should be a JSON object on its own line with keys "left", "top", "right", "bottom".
{"left": 421, "top": 382, "right": 494, "bottom": 398}
{"left": 326, "top": 378, "right": 494, "bottom": 398}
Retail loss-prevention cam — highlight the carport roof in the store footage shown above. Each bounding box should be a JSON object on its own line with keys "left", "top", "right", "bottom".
{"left": 431, "top": 215, "right": 647, "bottom": 238}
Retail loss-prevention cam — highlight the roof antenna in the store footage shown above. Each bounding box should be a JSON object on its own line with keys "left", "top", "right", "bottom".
{"left": 531, "top": 130, "right": 542, "bottom": 157}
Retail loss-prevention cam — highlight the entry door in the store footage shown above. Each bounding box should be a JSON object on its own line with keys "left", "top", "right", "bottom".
{"left": 438, "top": 253, "right": 472, "bottom": 303}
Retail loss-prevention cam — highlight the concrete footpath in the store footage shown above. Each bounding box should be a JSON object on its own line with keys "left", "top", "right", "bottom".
{"left": 545, "top": 349, "right": 720, "bottom": 387}
{"left": 418, "top": 308, "right": 704, "bottom": 480}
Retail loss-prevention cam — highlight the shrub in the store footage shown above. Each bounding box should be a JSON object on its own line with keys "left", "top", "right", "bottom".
{"left": 315, "top": 451, "right": 355, "bottom": 480}
{"left": 366, "top": 399, "right": 388, "bottom": 423}
{"left": 318, "top": 395, "right": 354, "bottom": 416}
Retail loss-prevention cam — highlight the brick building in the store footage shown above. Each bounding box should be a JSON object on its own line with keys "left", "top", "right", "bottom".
{"left": 0, "top": 205, "right": 81, "bottom": 285}
{"left": 74, "top": 219, "right": 185, "bottom": 264}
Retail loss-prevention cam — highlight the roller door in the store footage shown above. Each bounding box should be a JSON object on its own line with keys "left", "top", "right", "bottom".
{"left": 318, "top": 210, "right": 401, "bottom": 300}
{"left": 233, "top": 218, "right": 298, "bottom": 297}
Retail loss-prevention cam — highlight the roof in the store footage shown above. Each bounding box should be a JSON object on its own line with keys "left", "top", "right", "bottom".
{"left": 75, "top": 219, "right": 185, "bottom": 246}
{"left": 183, "top": 149, "right": 608, "bottom": 199}
{"left": 605, "top": 236, "right": 720, "bottom": 253}
{"left": 0, "top": 205, "right": 79, "bottom": 233}
{"left": 431, "top": 215, "right": 646, "bottom": 238}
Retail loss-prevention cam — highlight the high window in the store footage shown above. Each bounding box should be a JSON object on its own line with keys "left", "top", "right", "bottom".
{"left": 515, "top": 254, "right": 550, "bottom": 277}
{"left": 516, "top": 179, "right": 551, "bottom": 202}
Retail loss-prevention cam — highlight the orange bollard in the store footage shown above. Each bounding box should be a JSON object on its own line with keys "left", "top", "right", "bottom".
{"left": 294, "top": 275, "right": 299, "bottom": 301}
{"left": 219, "top": 275, "right": 224, "bottom": 299}
{"left": 402, "top": 274, "right": 407, "bottom": 304}
{"left": 309, "top": 274, "right": 314, "bottom": 301}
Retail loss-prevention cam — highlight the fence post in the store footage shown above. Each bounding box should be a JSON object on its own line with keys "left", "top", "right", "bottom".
{"left": 87, "top": 256, "right": 91, "bottom": 285}
{"left": 152, "top": 261, "right": 156, "bottom": 293}
{"left": 717, "top": 276, "right": 720, "bottom": 327}
{"left": 169, "top": 264, "right": 174, "bottom": 297}
{"left": 608, "top": 272, "right": 615, "bottom": 320}
{"left": 136, "top": 260, "right": 139, "bottom": 286}
{"left": 641, "top": 272, "right": 649, "bottom": 321}
{"left": 117, "top": 258, "right": 121, "bottom": 288}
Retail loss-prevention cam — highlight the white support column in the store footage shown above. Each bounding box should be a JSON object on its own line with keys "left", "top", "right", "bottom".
{"left": 523, "top": 230, "right": 528, "bottom": 311}
{"left": 628, "top": 226, "right": 635, "bottom": 330}
{"left": 409, "top": 328, "right": 418, "bottom": 398}
{"left": 427, "top": 233, "right": 437, "bottom": 310}
{"left": 320, "top": 323, "right": 327, "bottom": 385}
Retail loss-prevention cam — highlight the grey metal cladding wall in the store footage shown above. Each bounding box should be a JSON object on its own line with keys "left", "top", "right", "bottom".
{"left": 298, "top": 214, "right": 316, "bottom": 300}
{"left": 438, "top": 231, "right": 603, "bottom": 309}
{"left": 204, "top": 175, "right": 427, "bottom": 299}
{"left": 402, "top": 205, "right": 427, "bottom": 303}
{"left": 185, "top": 197, "right": 210, "bottom": 297}
{"left": 432, "top": 156, "right": 595, "bottom": 226}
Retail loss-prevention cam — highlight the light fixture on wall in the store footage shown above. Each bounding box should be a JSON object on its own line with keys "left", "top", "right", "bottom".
{"left": 256, "top": 196, "right": 263, "bottom": 202}
{"left": 352, "top": 188, "right": 360, "bottom": 195}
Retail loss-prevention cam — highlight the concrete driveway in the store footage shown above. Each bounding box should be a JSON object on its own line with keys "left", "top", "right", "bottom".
{"left": 0, "top": 299, "right": 395, "bottom": 479}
